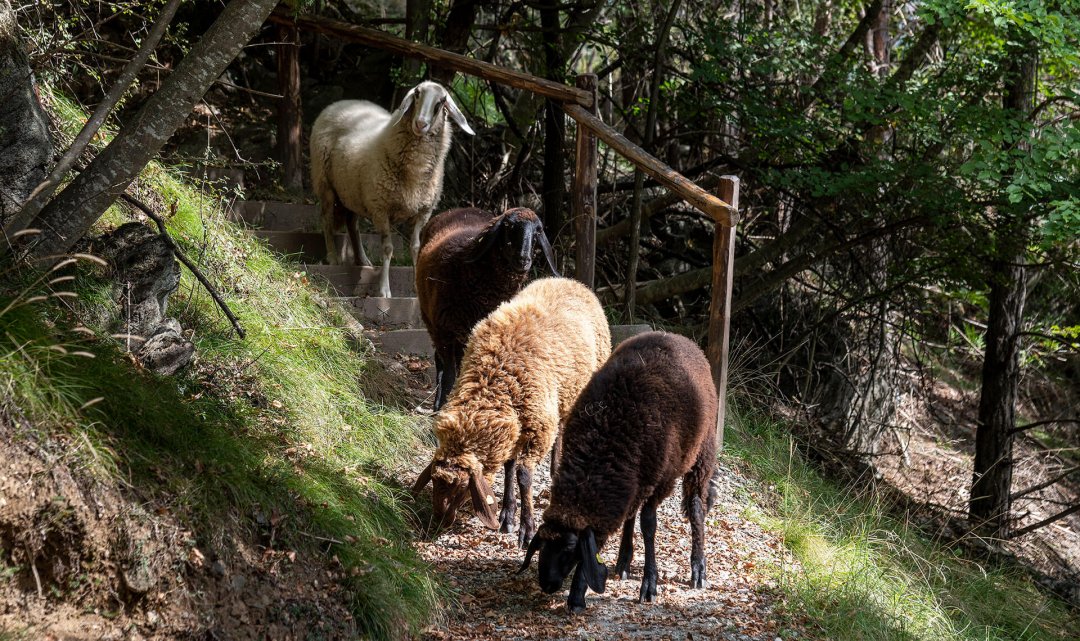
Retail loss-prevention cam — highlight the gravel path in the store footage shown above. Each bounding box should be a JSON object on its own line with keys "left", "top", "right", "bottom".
{"left": 409, "top": 449, "right": 806, "bottom": 641}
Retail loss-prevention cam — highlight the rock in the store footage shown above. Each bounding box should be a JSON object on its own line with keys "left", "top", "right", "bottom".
{"left": 94, "top": 222, "right": 194, "bottom": 375}
{"left": 210, "top": 559, "right": 227, "bottom": 578}
{"left": 136, "top": 326, "right": 194, "bottom": 376}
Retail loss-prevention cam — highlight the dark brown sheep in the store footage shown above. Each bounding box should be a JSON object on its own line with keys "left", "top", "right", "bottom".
{"left": 415, "top": 206, "right": 557, "bottom": 409}
{"left": 519, "top": 331, "right": 719, "bottom": 613}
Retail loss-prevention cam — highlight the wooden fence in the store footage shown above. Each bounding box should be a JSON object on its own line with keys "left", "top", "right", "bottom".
{"left": 268, "top": 11, "right": 740, "bottom": 446}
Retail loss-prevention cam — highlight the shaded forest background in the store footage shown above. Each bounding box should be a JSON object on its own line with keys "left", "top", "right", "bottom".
{"left": 3, "top": 0, "right": 1079, "bottom": 612}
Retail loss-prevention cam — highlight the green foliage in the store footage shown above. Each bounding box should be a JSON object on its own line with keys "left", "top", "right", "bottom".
{"left": 727, "top": 415, "right": 1080, "bottom": 641}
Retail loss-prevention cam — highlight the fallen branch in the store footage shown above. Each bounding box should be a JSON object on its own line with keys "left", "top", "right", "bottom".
{"left": 1009, "top": 502, "right": 1080, "bottom": 539}
{"left": 1011, "top": 465, "right": 1080, "bottom": 500}
{"left": 1009, "top": 417, "right": 1080, "bottom": 436}
{"left": 119, "top": 193, "right": 245, "bottom": 339}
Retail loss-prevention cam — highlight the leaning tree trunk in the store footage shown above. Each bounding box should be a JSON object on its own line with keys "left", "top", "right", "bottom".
{"left": 0, "top": 0, "right": 52, "bottom": 230}
{"left": 24, "top": 0, "right": 279, "bottom": 261}
{"left": 539, "top": 1, "right": 565, "bottom": 242}
{"left": 969, "top": 46, "right": 1037, "bottom": 538}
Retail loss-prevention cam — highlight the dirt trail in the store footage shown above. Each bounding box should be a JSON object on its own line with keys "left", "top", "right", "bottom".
{"left": 409, "top": 452, "right": 805, "bottom": 641}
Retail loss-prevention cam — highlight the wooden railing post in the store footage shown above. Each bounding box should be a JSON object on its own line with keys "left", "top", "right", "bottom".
{"left": 707, "top": 176, "right": 739, "bottom": 451}
{"left": 573, "top": 74, "right": 598, "bottom": 288}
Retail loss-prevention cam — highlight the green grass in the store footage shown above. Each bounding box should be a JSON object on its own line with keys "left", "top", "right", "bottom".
{"left": 725, "top": 415, "right": 1080, "bottom": 641}
{"left": 1, "top": 92, "right": 440, "bottom": 639}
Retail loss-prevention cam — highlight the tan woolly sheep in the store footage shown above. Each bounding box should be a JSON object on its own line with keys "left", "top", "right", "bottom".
{"left": 412, "top": 277, "right": 611, "bottom": 546}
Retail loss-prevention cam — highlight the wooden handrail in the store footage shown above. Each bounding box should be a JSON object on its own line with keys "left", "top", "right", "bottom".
{"left": 562, "top": 104, "right": 738, "bottom": 228}
{"left": 268, "top": 11, "right": 593, "bottom": 108}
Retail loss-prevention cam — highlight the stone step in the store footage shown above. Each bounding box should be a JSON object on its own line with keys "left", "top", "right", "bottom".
{"left": 253, "top": 230, "right": 407, "bottom": 265}
{"left": 372, "top": 323, "right": 656, "bottom": 358}
{"left": 302, "top": 264, "right": 416, "bottom": 297}
{"left": 376, "top": 328, "right": 433, "bottom": 356}
{"left": 341, "top": 296, "right": 423, "bottom": 328}
{"left": 233, "top": 200, "right": 319, "bottom": 231}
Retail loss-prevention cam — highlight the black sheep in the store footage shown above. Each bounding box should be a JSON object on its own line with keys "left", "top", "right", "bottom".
{"left": 415, "top": 207, "right": 558, "bottom": 409}
{"left": 520, "top": 331, "right": 718, "bottom": 613}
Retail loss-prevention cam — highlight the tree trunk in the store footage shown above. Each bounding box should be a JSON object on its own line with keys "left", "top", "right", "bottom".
{"left": 970, "top": 249, "right": 1027, "bottom": 536}
{"left": 969, "top": 47, "right": 1037, "bottom": 538}
{"left": 25, "top": 0, "right": 280, "bottom": 261}
{"left": 0, "top": 0, "right": 52, "bottom": 230}
{"left": 276, "top": 22, "right": 303, "bottom": 193}
{"left": 540, "top": 2, "right": 565, "bottom": 241}
{"left": 432, "top": 0, "right": 480, "bottom": 85}
{"left": 624, "top": 0, "right": 681, "bottom": 321}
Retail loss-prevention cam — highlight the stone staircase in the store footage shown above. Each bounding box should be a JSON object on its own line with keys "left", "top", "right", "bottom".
{"left": 234, "top": 200, "right": 650, "bottom": 368}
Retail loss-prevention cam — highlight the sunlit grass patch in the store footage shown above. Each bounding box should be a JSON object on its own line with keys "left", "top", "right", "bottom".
{"left": 1, "top": 91, "right": 443, "bottom": 639}
{"left": 726, "top": 416, "right": 1079, "bottom": 641}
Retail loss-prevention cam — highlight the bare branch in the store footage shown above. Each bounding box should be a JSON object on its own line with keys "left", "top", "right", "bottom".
{"left": 1011, "top": 465, "right": 1080, "bottom": 500}
{"left": 119, "top": 194, "right": 246, "bottom": 339}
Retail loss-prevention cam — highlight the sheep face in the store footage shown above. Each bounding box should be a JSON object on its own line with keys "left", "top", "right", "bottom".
{"left": 468, "top": 208, "right": 560, "bottom": 276}
{"left": 390, "top": 81, "right": 476, "bottom": 138}
{"left": 520, "top": 524, "right": 607, "bottom": 610}
{"left": 412, "top": 456, "right": 500, "bottom": 531}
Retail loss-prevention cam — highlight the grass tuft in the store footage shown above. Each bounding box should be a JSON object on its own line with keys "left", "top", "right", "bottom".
{"left": 726, "top": 415, "right": 1079, "bottom": 641}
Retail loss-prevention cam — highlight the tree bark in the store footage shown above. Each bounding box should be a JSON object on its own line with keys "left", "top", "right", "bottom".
{"left": 432, "top": 0, "right": 480, "bottom": 85}
{"left": 540, "top": 1, "right": 565, "bottom": 240}
{"left": 0, "top": 0, "right": 53, "bottom": 232}
{"left": 969, "top": 46, "right": 1037, "bottom": 538}
{"left": 25, "top": 0, "right": 280, "bottom": 261}
{"left": 276, "top": 22, "right": 303, "bottom": 193}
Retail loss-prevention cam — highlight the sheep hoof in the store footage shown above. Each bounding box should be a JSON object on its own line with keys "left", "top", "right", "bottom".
{"left": 615, "top": 567, "right": 630, "bottom": 581}
{"left": 517, "top": 528, "right": 534, "bottom": 549}
{"left": 567, "top": 600, "right": 587, "bottom": 615}
{"left": 639, "top": 578, "right": 657, "bottom": 603}
{"left": 498, "top": 513, "right": 517, "bottom": 534}
{"left": 690, "top": 565, "right": 709, "bottom": 589}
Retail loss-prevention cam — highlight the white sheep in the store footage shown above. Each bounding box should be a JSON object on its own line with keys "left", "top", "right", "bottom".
{"left": 309, "top": 81, "right": 475, "bottom": 298}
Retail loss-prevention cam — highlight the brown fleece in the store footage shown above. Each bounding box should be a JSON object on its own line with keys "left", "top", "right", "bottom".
{"left": 415, "top": 207, "right": 539, "bottom": 406}
{"left": 431, "top": 277, "right": 611, "bottom": 511}
{"left": 540, "top": 331, "right": 719, "bottom": 540}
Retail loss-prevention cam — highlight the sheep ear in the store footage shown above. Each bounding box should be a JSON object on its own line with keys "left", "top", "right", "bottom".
{"left": 390, "top": 87, "right": 417, "bottom": 129}
{"left": 537, "top": 227, "right": 560, "bottom": 277}
{"left": 411, "top": 461, "right": 433, "bottom": 495}
{"left": 578, "top": 527, "right": 608, "bottom": 594}
{"left": 443, "top": 93, "right": 475, "bottom": 135}
{"left": 468, "top": 471, "right": 500, "bottom": 529}
{"left": 465, "top": 215, "right": 505, "bottom": 263}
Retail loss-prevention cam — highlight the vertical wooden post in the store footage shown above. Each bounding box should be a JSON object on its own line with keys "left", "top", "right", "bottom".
{"left": 573, "top": 73, "right": 598, "bottom": 288}
{"left": 276, "top": 23, "right": 303, "bottom": 193}
{"left": 707, "top": 175, "right": 739, "bottom": 451}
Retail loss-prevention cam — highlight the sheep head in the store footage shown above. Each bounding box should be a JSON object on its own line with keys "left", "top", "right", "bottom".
{"left": 390, "top": 80, "right": 475, "bottom": 138}
{"left": 467, "top": 207, "right": 560, "bottom": 276}
{"left": 519, "top": 523, "right": 608, "bottom": 611}
{"left": 412, "top": 451, "right": 499, "bottom": 531}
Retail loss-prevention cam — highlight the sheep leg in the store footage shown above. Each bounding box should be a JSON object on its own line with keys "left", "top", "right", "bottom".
{"left": 320, "top": 197, "right": 340, "bottom": 266}
{"left": 377, "top": 232, "right": 394, "bottom": 298}
{"left": 344, "top": 214, "right": 366, "bottom": 267}
{"left": 409, "top": 217, "right": 424, "bottom": 265}
{"left": 498, "top": 460, "right": 517, "bottom": 534}
{"left": 613, "top": 517, "right": 635, "bottom": 580}
{"left": 688, "top": 493, "right": 708, "bottom": 589}
{"left": 567, "top": 563, "right": 588, "bottom": 614}
{"left": 433, "top": 349, "right": 456, "bottom": 410}
{"left": 639, "top": 503, "right": 658, "bottom": 603}
{"left": 516, "top": 463, "right": 535, "bottom": 548}
{"left": 549, "top": 433, "right": 562, "bottom": 477}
